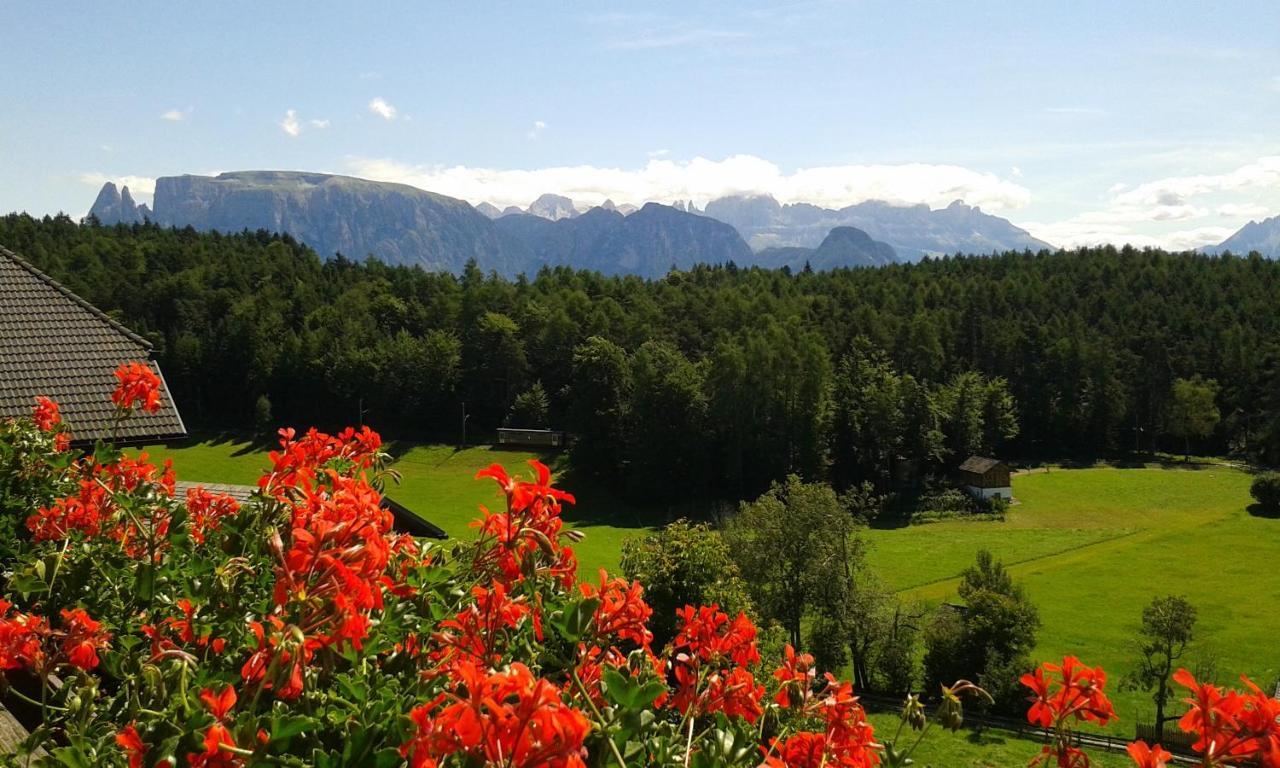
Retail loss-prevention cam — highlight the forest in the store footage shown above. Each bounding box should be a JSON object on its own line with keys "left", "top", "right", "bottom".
{"left": 4, "top": 213, "right": 1279, "bottom": 505}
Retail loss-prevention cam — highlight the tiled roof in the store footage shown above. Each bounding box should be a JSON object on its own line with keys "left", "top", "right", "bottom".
{"left": 0, "top": 245, "right": 186, "bottom": 442}
{"left": 173, "top": 481, "right": 449, "bottom": 540}
{"left": 958, "top": 455, "right": 1003, "bottom": 474}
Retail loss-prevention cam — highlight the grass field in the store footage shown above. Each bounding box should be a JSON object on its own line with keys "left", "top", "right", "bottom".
{"left": 141, "top": 438, "right": 1280, "bottom": 743}
{"left": 864, "top": 712, "right": 1128, "bottom": 768}
{"left": 865, "top": 464, "right": 1280, "bottom": 730}
{"left": 135, "top": 436, "right": 652, "bottom": 577}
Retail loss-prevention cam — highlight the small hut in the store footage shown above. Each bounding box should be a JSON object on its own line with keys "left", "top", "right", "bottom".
{"left": 957, "top": 456, "right": 1012, "bottom": 500}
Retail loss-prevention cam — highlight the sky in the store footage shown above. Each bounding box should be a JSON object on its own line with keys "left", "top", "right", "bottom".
{"left": 2, "top": 0, "right": 1279, "bottom": 250}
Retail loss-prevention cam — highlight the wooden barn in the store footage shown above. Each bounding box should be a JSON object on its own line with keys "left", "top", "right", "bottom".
{"left": 957, "top": 455, "right": 1013, "bottom": 500}
{"left": 496, "top": 427, "right": 565, "bottom": 448}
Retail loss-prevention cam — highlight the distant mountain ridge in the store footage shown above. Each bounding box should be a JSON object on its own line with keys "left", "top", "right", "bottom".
{"left": 756, "top": 226, "right": 898, "bottom": 271}
{"left": 702, "top": 193, "right": 1052, "bottom": 261}
{"left": 89, "top": 183, "right": 151, "bottom": 225}
{"left": 1207, "top": 214, "right": 1280, "bottom": 257}
{"left": 87, "top": 171, "right": 757, "bottom": 277}
{"left": 87, "top": 170, "right": 1056, "bottom": 275}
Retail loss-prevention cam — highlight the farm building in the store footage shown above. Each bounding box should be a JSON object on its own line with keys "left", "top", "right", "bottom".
{"left": 957, "top": 455, "right": 1013, "bottom": 500}
{"left": 496, "top": 427, "right": 565, "bottom": 448}
{"left": 0, "top": 245, "right": 186, "bottom": 443}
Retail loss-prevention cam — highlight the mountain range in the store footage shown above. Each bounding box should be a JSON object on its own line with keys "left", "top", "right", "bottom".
{"left": 703, "top": 194, "right": 1053, "bottom": 261}
{"left": 1203, "top": 213, "right": 1280, "bottom": 258}
{"left": 89, "top": 169, "right": 1278, "bottom": 275}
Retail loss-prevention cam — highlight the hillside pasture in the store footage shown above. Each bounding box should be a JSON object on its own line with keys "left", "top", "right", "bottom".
{"left": 866, "top": 464, "right": 1280, "bottom": 727}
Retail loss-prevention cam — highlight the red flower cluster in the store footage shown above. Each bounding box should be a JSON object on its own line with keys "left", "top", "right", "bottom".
{"left": 402, "top": 661, "right": 591, "bottom": 768}
{"left": 258, "top": 426, "right": 383, "bottom": 498}
{"left": 579, "top": 569, "right": 653, "bottom": 647}
{"left": 432, "top": 583, "right": 532, "bottom": 670}
{"left": 189, "top": 686, "right": 243, "bottom": 768}
{"left": 32, "top": 396, "right": 60, "bottom": 432}
{"left": 1168, "top": 668, "right": 1280, "bottom": 767}
{"left": 112, "top": 361, "right": 162, "bottom": 413}
{"left": 184, "top": 486, "right": 240, "bottom": 544}
{"left": 241, "top": 616, "right": 316, "bottom": 701}
{"left": 472, "top": 461, "right": 578, "bottom": 588}
{"left": 0, "top": 601, "right": 110, "bottom": 673}
{"left": 668, "top": 604, "right": 765, "bottom": 722}
{"left": 149, "top": 599, "right": 226, "bottom": 655}
{"left": 773, "top": 643, "right": 818, "bottom": 708}
{"left": 763, "top": 647, "right": 882, "bottom": 768}
{"left": 27, "top": 452, "right": 177, "bottom": 548}
{"left": 27, "top": 478, "right": 111, "bottom": 541}
{"left": 270, "top": 471, "right": 393, "bottom": 651}
{"left": 242, "top": 427, "right": 400, "bottom": 701}
{"left": 1022, "top": 656, "right": 1117, "bottom": 768}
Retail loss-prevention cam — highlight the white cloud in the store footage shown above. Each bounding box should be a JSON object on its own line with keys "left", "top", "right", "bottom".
{"left": 160, "top": 108, "right": 186, "bottom": 122}
{"left": 279, "top": 109, "right": 301, "bottom": 137}
{"left": 368, "top": 98, "right": 397, "bottom": 121}
{"left": 79, "top": 172, "right": 157, "bottom": 198}
{"left": 1111, "top": 156, "right": 1280, "bottom": 207}
{"left": 309, "top": 118, "right": 331, "bottom": 129}
{"left": 1024, "top": 155, "right": 1280, "bottom": 250}
{"left": 1010, "top": 166, "right": 1023, "bottom": 178}
{"left": 1023, "top": 219, "right": 1234, "bottom": 251}
{"left": 648, "top": 149, "right": 671, "bottom": 158}
{"left": 346, "top": 154, "right": 1032, "bottom": 213}
{"left": 1216, "top": 202, "right": 1270, "bottom": 219}
{"left": 527, "top": 120, "right": 547, "bottom": 139}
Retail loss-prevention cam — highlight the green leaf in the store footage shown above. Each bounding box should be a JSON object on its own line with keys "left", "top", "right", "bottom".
{"left": 135, "top": 563, "right": 156, "bottom": 602}
{"left": 602, "top": 667, "right": 667, "bottom": 710}
{"left": 551, "top": 597, "right": 600, "bottom": 643}
{"left": 371, "top": 748, "right": 403, "bottom": 768}
{"left": 270, "top": 713, "right": 316, "bottom": 743}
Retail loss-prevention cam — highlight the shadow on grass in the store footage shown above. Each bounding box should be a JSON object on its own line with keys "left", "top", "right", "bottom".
{"left": 1247, "top": 503, "right": 1280, "bottom": 519}
{"left": 554, "top": 462, "right": 708, "bottom": 532}
{"left": 966, "top": 728, "right": 1011, "bottom": 746}
{"left": 155, "top": 430, "right": 274, "bottom": 455}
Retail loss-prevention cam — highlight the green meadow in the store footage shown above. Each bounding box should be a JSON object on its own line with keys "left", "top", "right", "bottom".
{"left": 141, "top": 438, "right": 1280, "bottom": 737}
{"left": 134, "top": 437, "right": 652, "bottom": 578}
{"left": 865, "top": 464, "right": 1280, "bottom": 729}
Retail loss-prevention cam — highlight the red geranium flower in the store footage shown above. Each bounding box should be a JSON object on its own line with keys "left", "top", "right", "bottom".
{"left": 1126, "top": 740, "right": 1171, "bottom": 768}
{"left": 59, "top": 607, "right": 110, "bottom": 670}
{"left": 112, "top": 361, "right": 163, "bottom": 413}
{"left": 32, "top": 396, "right": 60, "bottom": 431}
{"left": 578, "top": 569, "right": 653, "bottom": 647}
{"left": 115, "top": 724, "right": 148, "bottom": 768}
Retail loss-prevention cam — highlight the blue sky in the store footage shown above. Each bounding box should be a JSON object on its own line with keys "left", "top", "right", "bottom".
{"left": 3, "top": 0, "right": 1278, "bottom": 248}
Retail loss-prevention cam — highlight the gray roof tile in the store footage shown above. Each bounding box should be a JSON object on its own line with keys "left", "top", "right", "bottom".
{"left": 1, "top": 245, "right": 186, "bottom": 442}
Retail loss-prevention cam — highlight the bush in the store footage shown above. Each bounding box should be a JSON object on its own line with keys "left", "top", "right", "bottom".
{"left": 1250, "top": 471, "right": 1280, "bottom": 514}
{"left": 911, "top": 488, "right": 1007, "bottom": 523}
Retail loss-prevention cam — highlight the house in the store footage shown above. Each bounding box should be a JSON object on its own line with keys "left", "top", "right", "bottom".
{"left": 173, "top": 482, "right": 448, "bottom": 539}
{"left": 957, "top": 455, "right": 1013, "bottom": 500}
{"left": 0, "top": 245, "right": 186, "bottom": 443}
{"left": 496, "top": 427, "right": 565, "bottom": 448}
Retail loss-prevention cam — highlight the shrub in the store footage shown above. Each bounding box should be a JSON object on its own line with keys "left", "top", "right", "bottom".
{"left": 1250, "top": 471, "right": 1280, "bottom": 514}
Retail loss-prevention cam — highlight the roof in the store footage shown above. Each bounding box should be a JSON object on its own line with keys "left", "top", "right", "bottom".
{"left": 958, "top": 455, "right": 1004, "bottom": 474}
{"left": 0, "top": 245, "right": 186, "bottom": 442}
{"left": 173, "top": 481, "right": 449, "bottom": 540}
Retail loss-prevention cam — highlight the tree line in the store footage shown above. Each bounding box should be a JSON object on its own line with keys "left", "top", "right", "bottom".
{"left": 6, "top": 213, "right": 1280, "bottom": 504}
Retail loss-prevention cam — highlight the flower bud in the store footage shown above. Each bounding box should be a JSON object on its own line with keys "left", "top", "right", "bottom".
{"left": 901, "top": 693, "right": 927, "bottom": 731}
